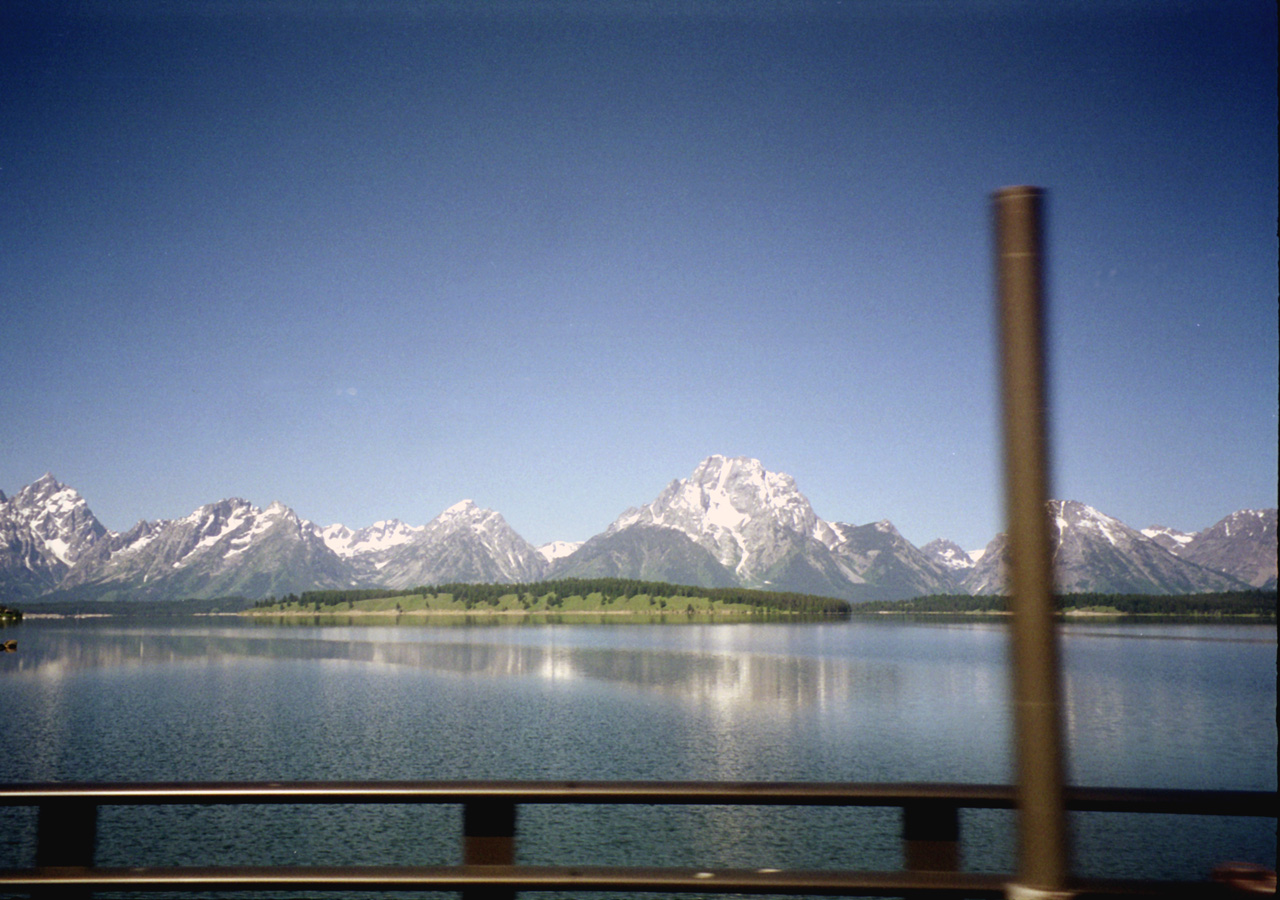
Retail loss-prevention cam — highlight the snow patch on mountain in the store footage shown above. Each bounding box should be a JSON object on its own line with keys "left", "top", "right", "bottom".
{"left": 1141, "top": 525, "right": 1195, "bottom": 550}
{"left": 921, "top": 539, "right": 976, "bottom": 572}
{"left": 538, "top": 540, "right": 582, "bottom": 562}
{"left": 320, "top": 519, "right": 423, "bottom": 558}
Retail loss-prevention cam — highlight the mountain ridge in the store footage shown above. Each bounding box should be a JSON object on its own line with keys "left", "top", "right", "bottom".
{"left": 3, "top": 462, "right": 1273, "bottom": 604}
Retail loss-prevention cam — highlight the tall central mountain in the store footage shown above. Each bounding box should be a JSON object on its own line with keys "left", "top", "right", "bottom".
{"left": 551, "top": 456, "right": 956, "bottom": 601}
{"left": 3, "top": 463, "right": 1271, "bottom": 604}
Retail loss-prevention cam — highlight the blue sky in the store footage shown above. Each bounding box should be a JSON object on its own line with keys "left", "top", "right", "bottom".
{"left": 3, "top": 0, "right": 1275, "bottom": 551}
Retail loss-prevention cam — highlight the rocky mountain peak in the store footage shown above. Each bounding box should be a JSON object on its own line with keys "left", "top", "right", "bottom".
{"left": 610, "top": 456, "right": 833, "bottom": 572}
{"left": 319, "top": 519, "right": 422, "bottom": 559}
{"left": 359, "top": 499, "right": 546, "bottom": 588}
{"left": 1176, "top": 508, "right": 1277, "bottom": 588}
{"left": 430, "top": 499, "right": 504, "bottom": 535}
{"left": 606, "top": 456, "right": 921, "bottom": 598}
{"left": 14, "top": 473, "right": 75, "bottom": 513}
{"left": 6, "top": 472, "right": 106, "bottom": 566}
{"left": 1052, "top": 499, "right": 1136, "bottom": 543}
{"left": 1140, "top": 524, "right": 1195, "bottom": 554}
{"left": 965, "top": 499, "right": 1252, "bottom": 595}
{"left": 921, "top": 538, "right": 976, "bottom": 573}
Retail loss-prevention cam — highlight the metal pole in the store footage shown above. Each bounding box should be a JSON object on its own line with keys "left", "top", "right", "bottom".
{"left": 993, "top": 187, "right": 1072, "bottom": 898}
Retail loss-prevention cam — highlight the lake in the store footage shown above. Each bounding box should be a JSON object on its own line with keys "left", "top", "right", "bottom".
{"left": 0, "top": 616, "right": 1274, "bottom": 894}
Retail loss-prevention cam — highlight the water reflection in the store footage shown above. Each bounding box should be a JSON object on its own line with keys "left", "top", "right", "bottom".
{"left": 1, "top": 620, "right": 905, "bottom": 709}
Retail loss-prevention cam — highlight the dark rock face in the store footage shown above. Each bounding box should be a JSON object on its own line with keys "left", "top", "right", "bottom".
{"left": 550, "top": 525, "right": 738, "bottom": 586}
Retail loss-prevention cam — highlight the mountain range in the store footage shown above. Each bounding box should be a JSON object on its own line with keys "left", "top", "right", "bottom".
{"left": 2, "top": 457, "right": 1274, "bottom": 605}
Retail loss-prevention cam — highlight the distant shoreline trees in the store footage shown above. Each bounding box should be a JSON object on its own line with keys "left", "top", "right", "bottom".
{"left": 847, "top": 590, "right": 1277, "bottom": 618}
{"left": 250, "top": 578, "right": 852, "bottom": 617}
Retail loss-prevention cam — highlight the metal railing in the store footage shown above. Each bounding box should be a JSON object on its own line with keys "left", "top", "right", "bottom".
{"left": 0, "top": 779, "right": 1274, "bottom": 897}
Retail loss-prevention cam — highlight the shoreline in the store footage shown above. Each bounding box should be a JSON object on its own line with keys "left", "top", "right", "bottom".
{"left": 855, "top": 608, "right": 1274, "bottom": 620}
{"left": 240, "top": 607, "right": 809, "bottom": 619}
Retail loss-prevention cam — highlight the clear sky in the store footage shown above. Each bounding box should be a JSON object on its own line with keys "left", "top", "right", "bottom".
{"left": 3, "top": 0, "right": 1276, "bottom": 551}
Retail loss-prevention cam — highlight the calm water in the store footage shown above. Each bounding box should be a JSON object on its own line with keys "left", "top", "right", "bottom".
{"left": 0, "top": 616, "right": 1274, "bottom": 893}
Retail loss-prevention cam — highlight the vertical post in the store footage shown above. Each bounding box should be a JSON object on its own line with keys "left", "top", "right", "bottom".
{"left": 463, "top": 799, "right": 516, "bottom": 900}
{"left": 36, "top": 799, "right": 97, "bottom": 899}
{"left": 36, "top": 800, "right": 97, "bottom": 867}
{"left": 993, "top": 187, "right": 1072, "bottom": 898}
{"left": 903, "top": 800, "right": 960, "bottom": 872}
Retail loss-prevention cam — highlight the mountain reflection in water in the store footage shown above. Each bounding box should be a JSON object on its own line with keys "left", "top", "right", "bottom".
{"left": 8, "top": 620, "right": 915, "bottom": 708}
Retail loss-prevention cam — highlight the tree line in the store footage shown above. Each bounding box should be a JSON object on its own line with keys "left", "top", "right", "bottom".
{"left": 848, "top": 590, "right": 1277, "bottom": 617}
{"left": 254, "top": 578, "right": 851, "bottom": 615}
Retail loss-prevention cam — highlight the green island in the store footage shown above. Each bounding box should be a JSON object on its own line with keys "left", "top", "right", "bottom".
{"left": 848, "top": 590, "right": 1277, "bottom": 619}
{"left": 244, "top": 578, "right": 851, "bottom": 619}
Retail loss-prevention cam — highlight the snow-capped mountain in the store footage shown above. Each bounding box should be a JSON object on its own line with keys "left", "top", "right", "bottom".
{"left": 586, "top": 456, "right": 956, "bottom": 601}
{"left": 1165, "top": 509, "right": 1277, "bottom": 589}
{"left": 55, "top": 498, "right": 357, "bottom": 602}
{"left": 0, "top": 474, "right": 107, "bottom": 598}
{"left": 964, "top": 500, "right": 1249, "bottom": 595}
{"left": 608, "top": 455, "right": 839, "bottom": 584}
{"left": 920, "top": 538, "right": 977, "bottom": 587}
{"left": 2, "top": 469, "right": 1274, "bottom": 604}
{"left": 317, "top": 518, "right": 426, "bottom": 582}
{"left": 827, "top": 520, "right": 957, "bottom": 598}
{"left": 320, "top": 519, "right": 424, "bottom": 559}
{"left": 350, "top": 500, "right": 548, "bottom": 589}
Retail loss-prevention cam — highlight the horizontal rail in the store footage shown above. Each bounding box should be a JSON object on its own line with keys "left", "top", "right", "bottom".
{"left": 0, "top": 864, "right": 1005, "bottom": 897}
{"left": 0, "top": 863, "right": 1244, "bottom": 897}
{"left": 0, "top": 781, "right": 1273, "bottom": 898}
{"left": 0, "top": 864, "right": 1254, "bottom": 898}
{"left": 1, "top": 779, "right": 1274, "bottom": 815}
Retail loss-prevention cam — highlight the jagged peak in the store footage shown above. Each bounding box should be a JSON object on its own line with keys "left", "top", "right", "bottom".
{"left": 10, "top": 475, "right": 91, "bottom": 522}
{"left": 691, "top": 454, "right": 763, "bottom": 477}
{"left": 16, "top": 472, "right": 73, "bottom": 500}
{"left": 32, "top": 472, "right": 61, "bottom": 488}
{"left": 443, "top": 499, "right": 479, "bottom": 516}
{"left": 430, "top": 499, "right": 512, "bottom": 535}
{"left": 183, "top": 497, "right": 255, "bottom": 522}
